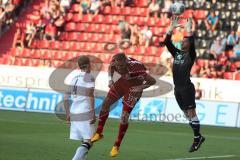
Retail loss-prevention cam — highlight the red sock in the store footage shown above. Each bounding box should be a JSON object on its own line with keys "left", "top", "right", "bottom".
{"left": 114, "top": 123, "right": 129, "bottom": 147}
{"left": 96, "top": 110, "right": 109, "bottom": 134}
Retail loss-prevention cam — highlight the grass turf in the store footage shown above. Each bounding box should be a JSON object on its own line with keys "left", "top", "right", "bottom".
{"left": 0, "top": 110, "right": 239, "bottom": 160}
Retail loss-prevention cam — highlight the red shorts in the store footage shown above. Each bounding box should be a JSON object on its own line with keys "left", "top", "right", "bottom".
{"left": 107, "top": 77, "right": 143, "bottom": 113}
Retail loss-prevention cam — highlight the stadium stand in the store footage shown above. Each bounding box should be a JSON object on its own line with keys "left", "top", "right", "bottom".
{"left": 0, "top": 0, "right": 239, "bottom": 79}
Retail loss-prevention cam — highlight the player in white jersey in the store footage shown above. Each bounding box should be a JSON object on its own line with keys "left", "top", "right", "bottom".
{"left": 64, "top": 55, "right": 96, "bottom": 160}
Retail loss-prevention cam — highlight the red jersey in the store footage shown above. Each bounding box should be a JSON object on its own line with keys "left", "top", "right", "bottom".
{"left": 110, "top": 57, "right": 147, "bottom": 81}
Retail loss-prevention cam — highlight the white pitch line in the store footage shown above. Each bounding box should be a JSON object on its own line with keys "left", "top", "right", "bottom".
{"left": 165, "top": 154, "right": 237, "bottom": 160}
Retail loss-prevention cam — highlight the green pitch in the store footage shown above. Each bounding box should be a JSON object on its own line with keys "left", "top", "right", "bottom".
{"left": 0, "top": 110, "right": 239, "bottom": 160}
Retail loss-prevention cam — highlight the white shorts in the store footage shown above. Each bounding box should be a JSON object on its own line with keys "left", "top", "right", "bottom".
{"left": 70, "top": 121, "right": 95, "bottom": 141}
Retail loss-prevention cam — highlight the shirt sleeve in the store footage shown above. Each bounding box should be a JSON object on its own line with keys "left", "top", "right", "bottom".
{"left": 164, "top": 33, "right": 178, "bottom": 57}
{"left": 85, "top": 74, "right": 95, "bottom": 88}
{"left": 188, "top": 35, "right": 196, "bottom": 61}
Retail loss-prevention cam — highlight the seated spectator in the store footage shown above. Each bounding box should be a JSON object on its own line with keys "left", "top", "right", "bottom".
{"left": 25, "top": 22, "right": 36, "bottom": 47}
{"left": 130, "top": 24, "right": 140, "bottom": 46}
{"left": 233, "top": 40, "right": 240, "bottom": 59}
{"left": 81, "top": 0, "right": 91, "bottom": 14}
{"left": 60, "top": 0, "right": 71, "bottom": 11}
{"left": 89, "top": 0, "right": 102, "bottom": 16}
{"left": 209, "top": 37, "right": 225, "bottom": 58}
{"left": 148, "top": 0, "right": 160, "bottom": 18}
{"left": 12, "top": 28, "right": 24, "bottom": 48}
{"left": 226, "top": 31, "right": 239, "bottom": 51}
{"left": 121, "top": 23, "right": 131, "bottom": 40}
{"left": 224, "top": 60, "right": 237, "bottom": 72}
{"left": 101, "top": 0, "right": 113, "bottom": 6}
{"left": 44, "top": 22, "right": 57, "bottom": 40}
{"left": 161, "top": 0, "right": 172, "bottom": 18}
{"left": 140, "top": 26, "right": 153, "bottom": 47}
{"left": 115, "top": 0, "right": 125, "bottom": 7}
{"left": 204, "top": 11, "right": 219, "bottom": 32}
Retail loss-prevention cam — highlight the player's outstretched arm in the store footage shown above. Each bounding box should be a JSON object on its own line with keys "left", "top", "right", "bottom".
{"left": 185, "top": 18, "right": 196, "bottom": 60}
{"left": 164, "top": 16, "right": 180, "bottom": 57}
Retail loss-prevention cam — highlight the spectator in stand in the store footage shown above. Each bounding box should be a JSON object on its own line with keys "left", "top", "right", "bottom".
{"left": 89, "top": 0, "right": 102, "bottom": 16}
{"left": 60, "top": 0, "right": 71, "bottom": 11}
{"left": 81, "top": 0, "right": 91, "bottom": 14}
{"left": 101, "top": 0, "right": 113, "bottom": 6}
{"left": 130, "top": 24, "right": 140, "bottom": 46}
{"left": 204, "top": 11, "right": 219, "bottom": 32}
{"left": 121, "top": 22, "right": 131, "bottom": 41}
{"left": 147, "top": 0, "right": 160, "bottom": 18}
{"left": 161, "top": 0, "right": 172, "bottom": 18}
{"left": 44, "top": 22, "right": 57, "bottom": 40}
{"left": 25, "top": 22, "right": 36, "bottom": 47}
{"left": 12, "top": 28, "right": 24, "bottom": 48}
{"left": 140, "top": 26, "right": 153, "bottom": 47}
{"left": 233, "top": 40, "right": 240, "bottom": 59}
{"left": 224, "top": 60, "right": 237, "bottom": 72}
{"left": 195, "top": 82, "right": 203, "bottom": 100}
{"left": 209, "top": 37, "right": 225, "bottom": 58}
{"left": 0, "top": 7, "right": 5, "bottom": 36}
{"left": 226, "top": 31, "right": 239, "bottom": 51}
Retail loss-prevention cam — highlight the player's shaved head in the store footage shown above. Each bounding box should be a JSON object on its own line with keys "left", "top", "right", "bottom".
{"left": 78, "top": 55, "right": 90, "bottom": 70}
{"left": 113, "top": 53, "right": 127, "bottom": 62}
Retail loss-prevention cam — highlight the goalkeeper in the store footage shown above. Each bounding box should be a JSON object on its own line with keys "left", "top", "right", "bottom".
{"left": 164, "top": 17, "right": 205, "bottom": 152}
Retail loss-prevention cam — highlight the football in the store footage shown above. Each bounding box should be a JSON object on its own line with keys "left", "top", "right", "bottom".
{"left": 171, "top": 2, "right": 185, "bottom": 15}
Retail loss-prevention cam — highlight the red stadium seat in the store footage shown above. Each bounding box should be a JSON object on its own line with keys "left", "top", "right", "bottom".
{"left": 82, "top": 14, "right": 93, "bottom": 23}
{"left": 67, "top": 32, "right": 80, "bottom": 41}
{"left": 72, "top": 13, "right": 82, "bottom": 22}
{"left": 94, "top": 15, "right": 105, "bottom": 23}
{"left": 65, "top": 13, "right": 73, "bottom": 22}
{"left": 51, "top": 60, "right": 64, "bottom": 68}
{"left": 22, "top": 48, "right": 32, "bottom": 58}
{"left": 39, "top": 40, "right": 50, "bottom": 49}
{"left": 65, "top": 22, "right": 76, "bottom": 31}
{"left": 136, "top": 0, "right": 148, "bottom": 7}
{"left": 235, "top": 72, "right": 240, "bottom": 80}
{"left": 51, "top": 41, "right": 61, "bottom": 50}
{"left": 223, "top": 72, "right": 234, "bottom": 80}
{"left": 76, "top": 23, "right": 88, "bottom": 32}
{"left": 111, "top": 6, "right": 121, "bottom": 15}
{"left": 122, "top": 7, "right": 131, "bottom": 16}
{"left": 136, "top": 46, "right": 146, "bottom": 55}
{"left": 103, "top": 6, "right": 111, "bottom": 14}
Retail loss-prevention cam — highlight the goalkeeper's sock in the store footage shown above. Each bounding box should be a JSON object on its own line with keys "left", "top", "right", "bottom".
{"left": 96, "top": 110, "right": 109, "bottom": 134}
{"left": 72, "top": 142, "right": 91, "bottom": 160}
{"left": 189, "top": 116, "right": 201, "bottom": 137}
{"left": 114, "top": 123, "right": 129, "bottom": 147}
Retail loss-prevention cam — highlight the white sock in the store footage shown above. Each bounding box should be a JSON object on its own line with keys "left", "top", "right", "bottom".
{"left": 191, "top": 116, "right": 199, "bottom": 122}
{"left": 72, "top": 142, "right": 91, "bottom": 160}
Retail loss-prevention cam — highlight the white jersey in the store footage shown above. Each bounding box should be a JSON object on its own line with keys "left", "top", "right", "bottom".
{"left": 69, "top": 71, "right": 95, "bottom": 114}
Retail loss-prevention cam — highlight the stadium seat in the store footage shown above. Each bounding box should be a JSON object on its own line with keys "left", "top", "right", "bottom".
{"left": 72, "top": 14, "right": 82, "bottom": 22}
{"left": 111, "top": 6, "right": 121, "bottom": 15}
{"left": 94, "top": 15, "right": 105, "bottom": 23}
{"left": 235, "top": 72, "right": 240, "bottom": 80}
{"left": 223, "top": 72, "right": 234, "bottom": 80}
{"left": 51, "top": 41, "right": 61, "bottom": 50}
{"left": 103, "top": 6, "right": 111, "bottom": 14}
{"left": 136, "top": 0, "right": 148, "bottom": 7}
{"left": 122, "top": 7, "right": 131, "bottom": 15}
{"left": 76, "top": 23, "right": 88, "bottom": 32}
{"left": 65, "top": 13, "right": 73, "bottom": 22}
{"left": 82, "top": 14, "right": 93, "bottom": 23}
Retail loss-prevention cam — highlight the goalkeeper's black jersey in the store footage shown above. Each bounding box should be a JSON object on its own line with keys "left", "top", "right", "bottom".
{"left": 164, "top": 34, "right": 196, "bottom": 88}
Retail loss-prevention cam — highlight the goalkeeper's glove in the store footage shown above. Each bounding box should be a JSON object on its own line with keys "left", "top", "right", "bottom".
{"left": 167, "top": 16, "right": 180, "bottom": 34}
{"left": 185, "top": 17, "right": 192, "bottom": 33}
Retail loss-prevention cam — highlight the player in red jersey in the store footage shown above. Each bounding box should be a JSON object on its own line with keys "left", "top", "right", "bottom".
{"left": 91, "top": 53, "right": 156, "bottom": 157}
